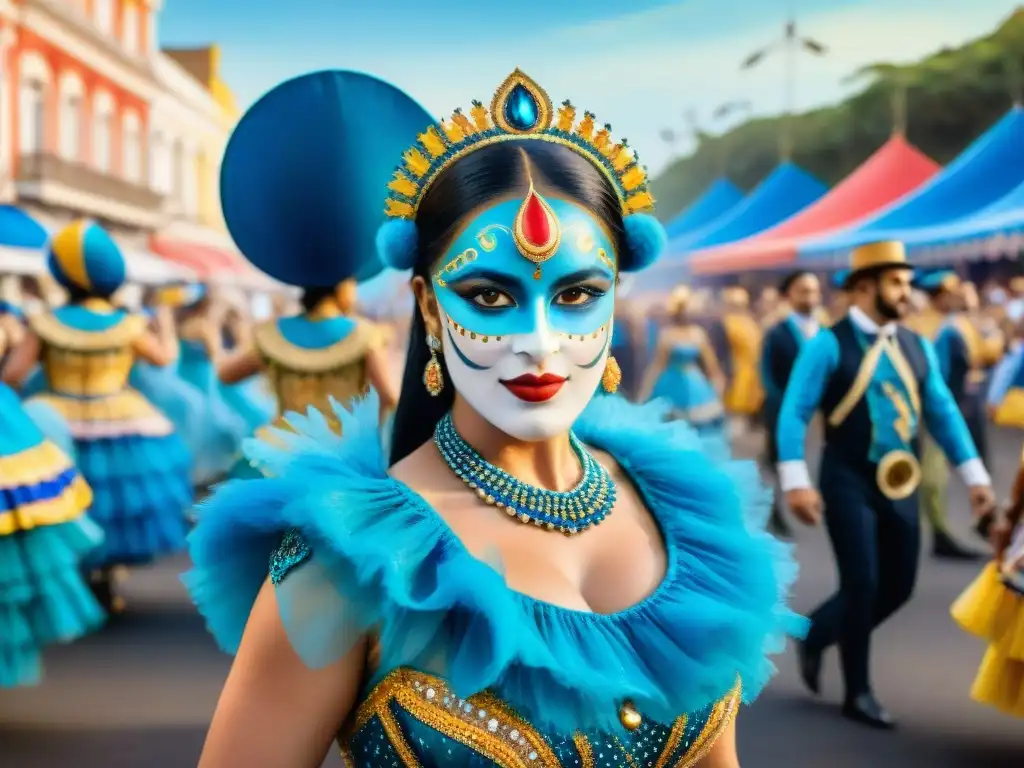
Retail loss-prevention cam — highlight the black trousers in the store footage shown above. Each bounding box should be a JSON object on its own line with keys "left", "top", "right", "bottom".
{"left": 962, "top": 391, "right": 988, "bottom": 466}
{"left": 804, "top": 450, "right": 920, "bottom": 698}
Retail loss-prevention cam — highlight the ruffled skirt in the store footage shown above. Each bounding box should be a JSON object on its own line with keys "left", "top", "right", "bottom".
{"left": 651, "top": 364, "right": 725, "bottom": 432}
{"left": 27, "top": 389, "right": 194, "bottom": 567}
{"left": 951, "top": 562, "right": 1024, "bottom": 717}
{"left": 0, "top": 386, "right": 105, "bottom": 687}
{"left": 177, "top": 348, "right": 251, "bottom": 484}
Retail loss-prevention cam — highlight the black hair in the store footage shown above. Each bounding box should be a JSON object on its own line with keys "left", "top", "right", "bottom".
{"left": 66, "top": 284, "right": 115, "bottom": 303}
{"left": 388, "top": 139, "right": 626, "bottom": 466}
{"left": 301, "top": 286, "right": 334, "bottom": 312}
{"left": 779, "top": 269, "right": 814, "bottom": 295}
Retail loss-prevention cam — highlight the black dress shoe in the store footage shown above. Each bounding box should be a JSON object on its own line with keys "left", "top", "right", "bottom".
{"left": 932, "top": 530, "right": 983, "bottom": 561}
{"left": 796, "top": 639, "right": 821, "bottom": 695}
{"left": 842, "top": 692, "right": 895, "bottom": 729}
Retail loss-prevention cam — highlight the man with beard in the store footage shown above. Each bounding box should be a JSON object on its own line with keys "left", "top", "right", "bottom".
{"left": 776, "top": 241, "right": 996, "bottom": 729}
{"left": 762, "top": 270, "right": 823, "bottom": 536}
{"left": 913, "top": 271, "right": 986, "bottom": 560}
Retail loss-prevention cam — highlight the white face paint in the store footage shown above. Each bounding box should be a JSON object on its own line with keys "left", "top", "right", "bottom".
{"left": 438, "top": 305, "right": 612, "bottom": 441}
{"left": 432, "top": 196, "right": 616, "bottom": 441}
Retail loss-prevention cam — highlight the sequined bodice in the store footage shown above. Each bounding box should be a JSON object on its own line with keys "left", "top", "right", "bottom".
{"left": 30, "top": 311, "right": 145, "bottom": 397}
{"left": 340, "top": 669, "right": 739, "bottom": 768}
{"left": 253, "top": 318, "right": 377, "bottom": 429}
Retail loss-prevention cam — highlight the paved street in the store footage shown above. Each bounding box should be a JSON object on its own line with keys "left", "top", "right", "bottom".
{"left": 0, "top": 426, "right": 1021, "bottom": 767}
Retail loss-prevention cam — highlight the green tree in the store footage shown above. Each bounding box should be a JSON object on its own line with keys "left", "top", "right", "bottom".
{"left": 651, "top": 9, "right": 1024, "bottom": 220}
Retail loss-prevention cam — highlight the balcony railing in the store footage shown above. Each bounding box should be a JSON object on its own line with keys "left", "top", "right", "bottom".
{"left": 16, "top": 152, "right": 165, "bottom": 214}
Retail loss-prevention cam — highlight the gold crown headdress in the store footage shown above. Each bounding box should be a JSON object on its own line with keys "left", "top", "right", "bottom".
{"left": 385, "top": 69, "right": 655, "bottom": 220}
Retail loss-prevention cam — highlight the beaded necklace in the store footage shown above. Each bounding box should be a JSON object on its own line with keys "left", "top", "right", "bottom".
{"left": 433, "top": 412, "right": 616, "bottom": 535}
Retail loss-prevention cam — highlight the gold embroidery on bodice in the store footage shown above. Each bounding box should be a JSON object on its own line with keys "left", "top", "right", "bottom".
{"left": 29, "top": 312, "right": 146, "bottom": 397}
{"left": 253, "top": 319, "right": 380, "bottom": 430}
{"left": 338, "top": 668, "right": 741, "bottom": 768}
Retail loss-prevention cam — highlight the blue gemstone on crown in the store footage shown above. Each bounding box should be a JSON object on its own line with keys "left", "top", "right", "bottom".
{"left": 504, "top": 84, "right": 539, "bottom": 131}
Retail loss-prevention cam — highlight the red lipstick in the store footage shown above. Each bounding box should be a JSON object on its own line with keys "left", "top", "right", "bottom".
{"left": 500, "top": 373, "right": 566, "bottom": 403}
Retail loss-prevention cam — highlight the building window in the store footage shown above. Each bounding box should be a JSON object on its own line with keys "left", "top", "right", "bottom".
{"left": 149, "top": 130, "right": 164, "bottom": 191}
{"left": 146, "top": 10, "right": 156, "bottom": 54}
{"left": 94, "top": 0, "right": 114, "bottom": 35}
{"left": 59, "top": 94, "right": 81, "bottom": 160}
{"left": 123, "top": 5, "right": 139, "bottom": 54}
{"left": 182, "top": 148, "right": 198, "bottom": 215}
{"left": 19, "top": 79, "right": 45, "bottom": 154}
{"left": 123, "top": 117, "right": 141, "bottom": 182}
{"left": 172, "top": 139, "right": 184, "bottom": 201}
{"left": 93, "top": 109, "right": 112, "bottom": 172}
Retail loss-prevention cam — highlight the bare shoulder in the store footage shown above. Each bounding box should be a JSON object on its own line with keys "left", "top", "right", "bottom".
{"left": 388, "top": 440, "right": 465, "bottom": 502}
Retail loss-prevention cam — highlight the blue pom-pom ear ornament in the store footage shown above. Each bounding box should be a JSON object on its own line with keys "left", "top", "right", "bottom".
{"left": 376, "top": 219, "right": 419, "bottom": 271}
{"left": 622, "top": 213, "right": 666, "bottom": 272}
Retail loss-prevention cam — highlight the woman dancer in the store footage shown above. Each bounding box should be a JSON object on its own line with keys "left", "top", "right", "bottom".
{"left": 0, "top": 306, "right": 104, "bottom": 687}
{"left": 951, "top": 446, "right": 1024, "bottom": 718}
{"left": 170, "top": 285, "right": 253, "bottom": 485}
{"left": 185, "top": 69, "right": 804, "bottom": 767}
{"left": 2, "top": 220, "right": 193, "bottom": 611}
{"left": 210, "top": 298, "right": 276, "bottom": 434}
{"left": 128, "top": 287, "right": 209, "bottom": 487}
{"left": 640, "top": 285, "right": 727, "bottom": 441}
{"left": 198, "top": 73, "right": 402, "bottom": 479}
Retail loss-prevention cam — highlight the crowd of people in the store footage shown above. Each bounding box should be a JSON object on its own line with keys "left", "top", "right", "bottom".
{"left": 0, "top": 67, "right": 1021, "bottom": 767}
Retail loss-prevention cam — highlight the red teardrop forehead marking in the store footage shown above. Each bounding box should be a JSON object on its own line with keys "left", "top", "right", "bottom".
{"left": 521, "top": 191, "right": 551, "bottom": 247}
{"left": 513, "top": 184, "right": 561, "bottom": 266}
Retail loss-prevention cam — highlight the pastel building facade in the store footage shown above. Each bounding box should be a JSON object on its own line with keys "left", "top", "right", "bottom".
{"left": 0, "top": 0, "right": 260, "bottom": 288}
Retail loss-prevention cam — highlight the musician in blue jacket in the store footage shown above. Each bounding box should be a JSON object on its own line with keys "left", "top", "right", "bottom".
{"left": 916, "top": 271, "right": 984, "bottom": 560}
{"left": 776, "top": 241, "right": 995, "bottom": 729}
{"left": 761, "top": 269, "right": 823, "bottom": 536}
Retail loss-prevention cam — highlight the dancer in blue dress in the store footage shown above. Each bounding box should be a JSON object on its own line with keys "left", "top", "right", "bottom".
{"left": 127, "top": 289, "right": 210, "bottom": 488}
{"left": 213, "top": 301, "right": 276, "bottom": 436}
{"left": 0, "top": 304, "right": 104, "bottom": 687}
{"left": 4, "top": 220, "right": 194, "bottom": 612}
{"left": 640, "top": 285, "right": 727, "bottom": 442}
{"left": 185, "top": 69, "right": 804, "bottom": 767}
{"left": 196, "top": 72, "right": 400, "bottom": 480}
{"left": 165, "top": 285, "right": 251, "bottom": 485}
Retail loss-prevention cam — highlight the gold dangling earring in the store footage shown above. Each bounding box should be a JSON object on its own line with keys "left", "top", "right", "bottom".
{"left": 602, "top": 355, "right": 621, "bottom": 394}
{"left": 423, "top": 333, "right": 444, "bottom": 396}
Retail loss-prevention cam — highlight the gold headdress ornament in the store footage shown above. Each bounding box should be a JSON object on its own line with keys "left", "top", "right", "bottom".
{"left": 384, "top": 69, "right": 655, "bottom": 221}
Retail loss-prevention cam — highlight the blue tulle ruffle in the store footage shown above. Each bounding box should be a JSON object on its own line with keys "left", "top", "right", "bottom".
{"left": 186, "top": 391, "right": 806, "bottom": 736}
{"left": 223, "top": 377, "right": 276, "bottom": 435}
{"left": 176, "top": 343, "right": 251, "bottom": 483}
{"left": 0, "top": 517, "right": 106, "bottom": 688}
{"left": 78, "top": 432, "right": 193, "bottom": 566}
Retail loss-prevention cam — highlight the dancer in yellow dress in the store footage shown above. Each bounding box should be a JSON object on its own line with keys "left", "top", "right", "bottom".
{"left": 718, "top": 287, "right": 765, "bottom": 424}
{"left": 951, "top": 447, "right": 1024, "bottom": 718}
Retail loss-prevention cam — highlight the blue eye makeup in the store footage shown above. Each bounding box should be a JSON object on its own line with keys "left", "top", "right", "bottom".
{"left": 433, "top": 195, "right": 616, "bottom": 337}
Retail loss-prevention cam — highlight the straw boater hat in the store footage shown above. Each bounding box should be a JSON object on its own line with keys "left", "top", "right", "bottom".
{"left": 914, "top": 269, "right": 961, "bottom": 298}
{"left": 841, "top": 240, "right": 913, "bottom": 289}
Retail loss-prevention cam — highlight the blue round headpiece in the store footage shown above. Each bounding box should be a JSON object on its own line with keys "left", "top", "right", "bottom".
{"left": 914, "top": 269, "right": 960, "bottom": 295}
{"left": 47, "top": 219, "right": 126, "bottom": 296}
{"left": 220, "top": 70, "right": 433, "bottom": 287}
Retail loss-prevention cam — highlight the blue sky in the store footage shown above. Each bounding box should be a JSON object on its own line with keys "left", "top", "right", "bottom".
{"left": 159, "top": 0, "right": 1022, "bottom": 173}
